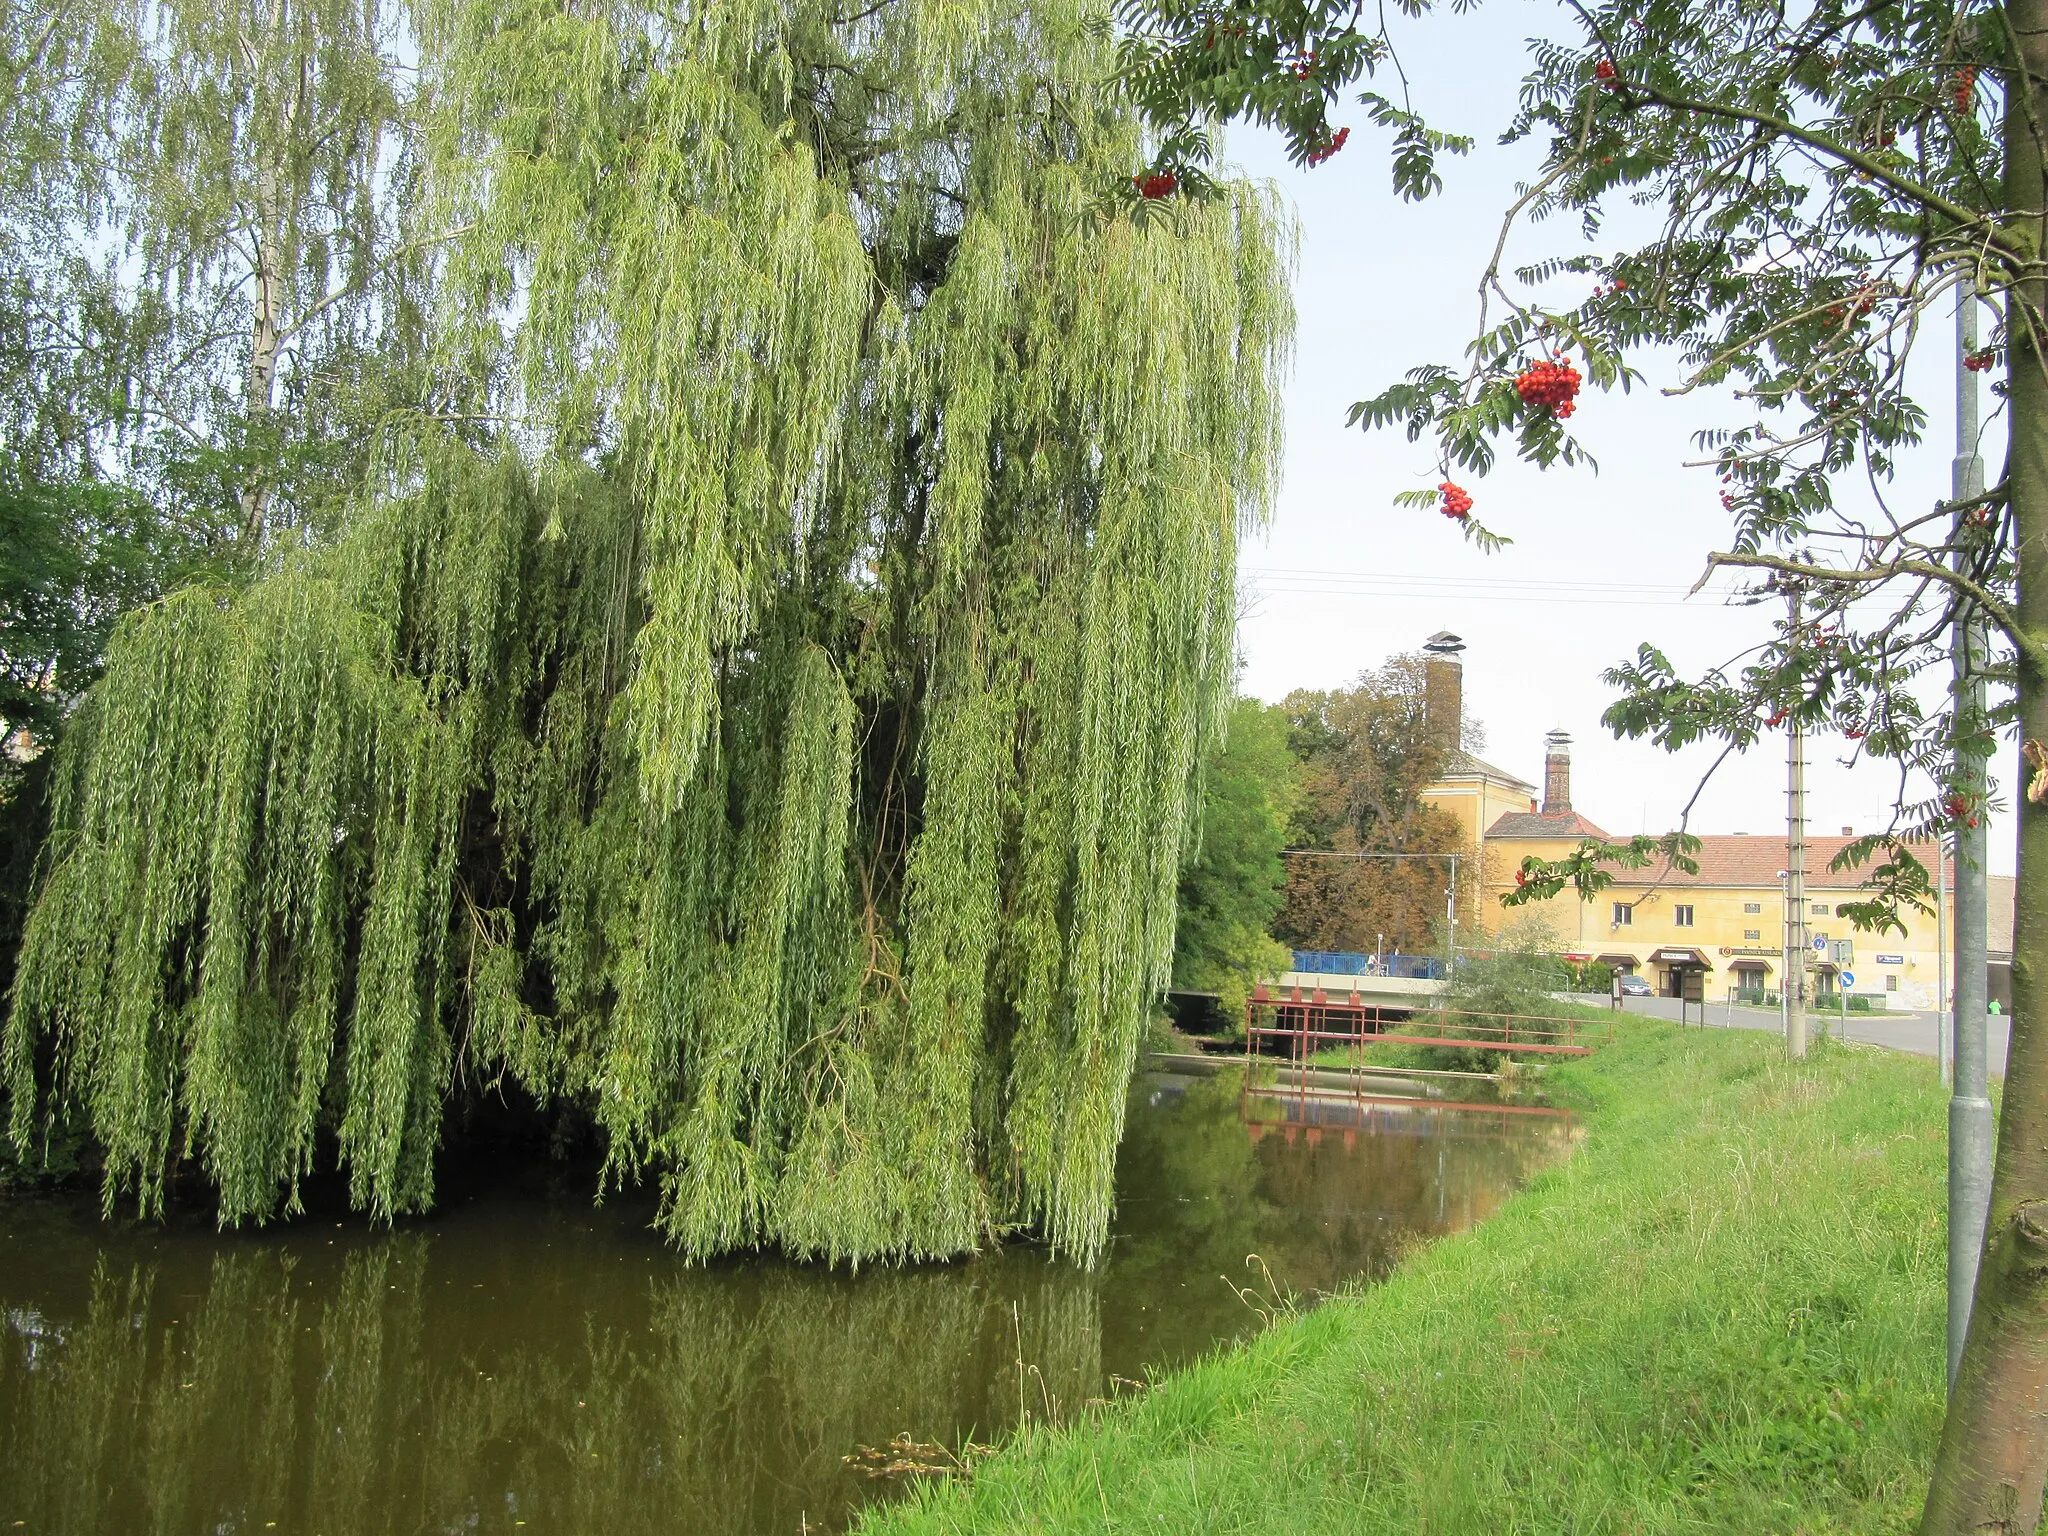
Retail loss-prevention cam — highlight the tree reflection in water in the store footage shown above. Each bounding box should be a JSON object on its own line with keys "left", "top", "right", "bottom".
{"left": 0, "top": 1071, "right": 1572, "bottom": 1534}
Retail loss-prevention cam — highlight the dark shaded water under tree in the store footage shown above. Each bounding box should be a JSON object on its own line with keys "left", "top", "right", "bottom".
{"left": 1, "top": 1070, "right": 1573, "bottom": 1534}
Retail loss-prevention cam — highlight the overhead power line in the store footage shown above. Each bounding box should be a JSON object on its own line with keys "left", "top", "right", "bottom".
{"left": 1243, "top": 566, "right": 1754, "bottom": 607}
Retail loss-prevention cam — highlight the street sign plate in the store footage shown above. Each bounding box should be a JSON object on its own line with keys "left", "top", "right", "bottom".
{"left": 1840, "top": 971, "right": 1856, "bottom": 988}
{"left": 1813, "top": 935, "right": 1828, "bottom": 950}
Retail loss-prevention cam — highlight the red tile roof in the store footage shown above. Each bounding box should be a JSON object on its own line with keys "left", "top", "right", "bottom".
{"left": 1486, "top": 810, "right": 1614, "bottom": 841}
{"left": 1639, "top": 834, "right": 1952, "bottom": 893}
{"left": 1440, "top": 749, "right": 1538, "bottom": 791}
{"left": 1482, "top": 827, "right": 1953, "bottom": 893}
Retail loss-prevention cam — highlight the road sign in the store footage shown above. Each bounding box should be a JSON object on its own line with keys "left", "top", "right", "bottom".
{"left": 1814, "top": 935, "right": 1829, "bottom": 951}
{"left": 1840, "top": 971, "right": 1855, "bottom": 988}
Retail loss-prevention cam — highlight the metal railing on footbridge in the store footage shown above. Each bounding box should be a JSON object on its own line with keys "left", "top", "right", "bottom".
{"left": 1289, "top": 950, "right": 1446, "bottom": 980}
{"left": 1244, "top": 987, "right": 1613, "bottom": 1061}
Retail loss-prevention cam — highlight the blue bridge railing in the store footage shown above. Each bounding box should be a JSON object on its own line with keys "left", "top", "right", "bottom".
{"left": 1289, "top": 950, "right": 1446, "bottom": 981}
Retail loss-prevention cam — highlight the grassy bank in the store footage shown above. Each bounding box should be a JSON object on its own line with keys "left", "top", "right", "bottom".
{"left": 862, "top": 1020, "right": 1950, "bottom": 1534}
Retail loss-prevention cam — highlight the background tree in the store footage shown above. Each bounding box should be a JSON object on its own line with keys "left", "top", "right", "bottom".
{"left": 1278, "top": 654, "right": 1473, "bottom": 955}
{"left": 1171, "top": 695, "right": 1296, "bottom": 1022}
{"left": 1115, "top": 0, "right": 2048, "bottom": 1523}
{"left": 1, "top": 0, "right": 424, "bottom": 548}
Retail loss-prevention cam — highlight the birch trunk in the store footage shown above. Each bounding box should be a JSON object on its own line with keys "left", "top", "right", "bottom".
{"left": 237, "top": 0, "right": 289, "bottom": 547}
{"left": 238, "top": 163, "right": 281, "bottom": 545}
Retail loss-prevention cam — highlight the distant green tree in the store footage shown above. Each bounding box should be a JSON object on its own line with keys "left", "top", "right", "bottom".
{"left": 1275, "top": 655, "right": 1471, "bottom": 952}
{"left": 1172, "top": 696, "right": 1295, "bottom": 1022}
{"left": 0, "top": 476, "right": 231, "bottom": 1006}
{"left": 0, "top": 480, "right": 231, "bottom": 748}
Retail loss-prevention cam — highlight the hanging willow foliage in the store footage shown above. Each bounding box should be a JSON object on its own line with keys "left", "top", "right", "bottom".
{"left": 3, "top": 0, "right": 1291, "bottom": 1263}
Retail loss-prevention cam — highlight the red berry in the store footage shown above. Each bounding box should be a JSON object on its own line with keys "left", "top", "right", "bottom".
{"left": 1438, "top": 481, "right": 1473, "bottom": 520}
{"left": 1594, "top": 58, "right": 1617, "bottom": 82}
{"left": 1514, "top": 358, "right": 1582, "bottom": 419}
{"left": 1136, "top": 172, "right": 1178, "bottom": 199}
{"left": 1306, "top": 125, "right": 1351, "bottom": 167}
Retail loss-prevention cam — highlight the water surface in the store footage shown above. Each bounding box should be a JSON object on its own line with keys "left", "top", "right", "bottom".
{"left": 1, "top": 1069, "right": 1572, "bottom": 1534}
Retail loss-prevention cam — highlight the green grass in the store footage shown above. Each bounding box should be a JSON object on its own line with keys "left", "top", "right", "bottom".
{"left": 861, "top": 1019, "right": 1948, "bottom": 1534}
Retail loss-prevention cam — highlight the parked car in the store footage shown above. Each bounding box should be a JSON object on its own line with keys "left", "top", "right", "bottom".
{"left": 1616, "top": 974, "right": 1653, "bottom": 997}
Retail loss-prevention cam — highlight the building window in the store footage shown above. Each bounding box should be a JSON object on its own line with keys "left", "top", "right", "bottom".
{"left": 1886, "top": 974, "right": 1899, "bottom": 992}
{"left": 1612, "top": 902, "right": 1633, "bottom": 926}
{"left": 1744, "top": 902, "right": 1761, "bottom": 914}
{"left": 1811, "top": 902, "right": 1830, "bottom": 917}
{"left": 1743, "top": 929, "right": 1761, "bottom": 940}
{"left": 1674, "top": 905, "right": 1694, "bottom": 927}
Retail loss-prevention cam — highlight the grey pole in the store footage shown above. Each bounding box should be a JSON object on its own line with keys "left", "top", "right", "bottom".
{"left": 1786, "top": 588, "right": 1809, "bottom": 1061}
{"left": 1938, "top": 831, "right": 1951, "bottom": 1087}
{"left": 1445, "top": 854, "right": 1458, "bottom": 989}
{"left": 1948, "top": 279, "right": 1994, "bottom": 1389}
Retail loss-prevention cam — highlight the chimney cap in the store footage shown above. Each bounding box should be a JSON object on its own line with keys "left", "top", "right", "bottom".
{"left": 1422, "top": 630, "right": 1466, "bottom": 655}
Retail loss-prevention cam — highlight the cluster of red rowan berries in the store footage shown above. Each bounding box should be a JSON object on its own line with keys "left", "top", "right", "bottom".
{"left": 1438, "top": 481, "right": 1473, "bottom": 520}
{"left": 1134, "top": 172, "right": 1178, "bottom": 199}
{"left": 1591, "top": 277, "right": 1628, "bottom": 298}
{"left": 1944, "top": 790, "right": 1981, "bottom": 829}
{"left": 1306, "top": 126, "right": 1350, "bottom": 166}
{"left": 1825, "top": 281, "right": 1879, "bottom": 326}
{"left": 1594, "top": 58, "right": 1617, "bottom": 87}
{"left": 1964, "top": 349, "right": 1998, "bottom": 372}
{"left": 1955, "top": 66, "right": 1977, "bottom": 112}
{"left": 1843, "top": 723, "right": 1867, "bottom": 741}
{"left": 1720, "top": 490, "right": 1737, "bottom": 510}
{"left": 1765, "top": 707, "right": 1791, "bottom": 728}
{"left": 1515, "top": 357, "right": 1582, "bottom": 418}
{"left": 1293, "top": 49, "right": 1316, "bottom": 79}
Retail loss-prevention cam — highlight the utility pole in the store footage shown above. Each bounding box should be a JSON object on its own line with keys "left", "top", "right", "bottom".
{"left": 1786, "top": 586, "right": 1809, "bottom": 1061}
{"left": 1948, "top": 279, "right": 1994, "bottom": 1389}
{"left": 1937, "top": 831, "right": 1951, "bottom": 1087}
{"left": 1444, "top": 854, "right": 1459, "bottom": 982}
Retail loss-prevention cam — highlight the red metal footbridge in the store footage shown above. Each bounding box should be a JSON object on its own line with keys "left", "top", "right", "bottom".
{"left": 1244, "top": 977, "right": 1612, "bottom": 1063}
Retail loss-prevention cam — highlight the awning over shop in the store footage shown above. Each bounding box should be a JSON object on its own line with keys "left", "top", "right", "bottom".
{"left": 1650, "top": 947, "right": 1712, "bottom": 967}
{"left": 1729, "top": 957, "right": 1775, "bottom": 974}
{"left": 1594, "top": 952, "right": 1638, "bottom": 968}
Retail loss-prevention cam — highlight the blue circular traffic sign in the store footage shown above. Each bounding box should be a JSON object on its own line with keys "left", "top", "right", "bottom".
{"left": 1839, "top": 971, "right": 1855, "bottom": 988}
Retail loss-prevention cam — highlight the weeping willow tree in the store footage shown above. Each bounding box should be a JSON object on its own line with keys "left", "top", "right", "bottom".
{"left": 1, "top": 0, "right": 1291, "bottom": 1263}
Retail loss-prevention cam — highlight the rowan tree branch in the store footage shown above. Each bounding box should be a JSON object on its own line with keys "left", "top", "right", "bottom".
{"left": 1620, "top": 81, "right": 2020, "bottom": 261}
{"left": 1696, "top": 548, "right": 2046, "bottom": 674}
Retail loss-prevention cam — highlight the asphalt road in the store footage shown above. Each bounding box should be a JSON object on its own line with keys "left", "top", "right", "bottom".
{"left": 1593, "top": 993, "right": 2011, "bottom": 1075}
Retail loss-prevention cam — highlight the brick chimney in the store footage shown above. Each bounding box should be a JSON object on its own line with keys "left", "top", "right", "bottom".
{"left": 1422, "top": 632, "right": 1465, "bottom": 755}
{"left": 1542, "top": 729, "right": 1573, "bottom": 815}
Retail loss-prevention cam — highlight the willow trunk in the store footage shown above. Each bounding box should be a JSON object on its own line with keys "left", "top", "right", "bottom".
{"left": 1920, "top": 5, "right": 2048, "bottom": 1527}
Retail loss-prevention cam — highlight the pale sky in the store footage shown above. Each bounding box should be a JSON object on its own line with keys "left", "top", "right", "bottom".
{"left": 1222, "top": 2, "right": 2016, "bottom": 874}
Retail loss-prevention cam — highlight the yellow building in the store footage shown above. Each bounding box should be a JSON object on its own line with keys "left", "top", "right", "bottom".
{"left": 1414, "top": 636, "right": 1969, "bottom": 1011}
